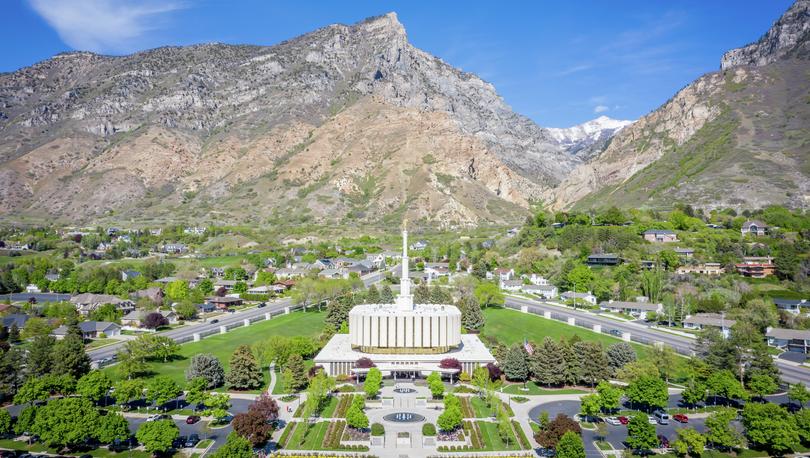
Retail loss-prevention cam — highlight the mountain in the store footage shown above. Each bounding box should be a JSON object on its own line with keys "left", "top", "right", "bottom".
{"left": 546, "top": 116, "right": 634, "bottom": 160}
{"left": 0, "top": 13, "right": 578, "bottom": 227}
{"left": 551, "top": 0, "right": 810, "bottom": 211}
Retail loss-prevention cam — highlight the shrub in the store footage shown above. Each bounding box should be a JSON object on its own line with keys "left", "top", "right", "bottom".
{"left": 422, "top": 422, "right": 437, "bottom": 436}
{"left": 371, "top": 423, "right": 385, "bottom": 436}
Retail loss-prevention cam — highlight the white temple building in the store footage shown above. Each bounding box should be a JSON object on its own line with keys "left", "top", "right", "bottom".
{"left": 314, "top": 225, "right": 496, "bottom": 377}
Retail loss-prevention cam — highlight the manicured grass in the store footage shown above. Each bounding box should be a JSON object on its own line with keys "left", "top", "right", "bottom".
{"left": 0, "top": 440, "right": 155, "bottom": 458}
{"left": 320, "top": 395, "right": 339, "bottom": 417}
{"left": 86, "top": 338, "right": 117, "bottom": 349}
{"left": 501, "top": 382, "right": 587, "bottom": 396}
{"left": 471, "top": 396, "right": 494, "bottom": 418}
{"left": 104, "top": 310, "right": 325, "bottom": 391}
{"left": 476, "top": 420, "right": 521, "bottom": 451}
{"left": 286, "top": 421, "right": 331, "bottom": 450}
{"left": 595, "top": 440, "right": 613, "bottom": 451}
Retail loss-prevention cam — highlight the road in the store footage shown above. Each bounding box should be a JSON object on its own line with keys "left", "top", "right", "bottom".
{"left": 504, "top": 296, "right": 810, "bottom": 386}
{"left": 89, "top": 265, "right": 398, "bottom": 362}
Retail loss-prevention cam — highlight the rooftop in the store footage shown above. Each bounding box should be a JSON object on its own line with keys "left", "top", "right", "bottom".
{"left": 314, "top": 333, "right": 495, "bottom": 363}
{"left": 349, "top": 302, "right": 461, "bottom": 317}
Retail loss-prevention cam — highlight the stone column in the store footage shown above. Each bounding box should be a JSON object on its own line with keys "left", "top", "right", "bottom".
{"left": 567, "top": 317, "right": 575, "bottom": 326}
{"left": 193, "top": 333, "right": 200, "bottom": 342}
{"left": 592, "top": 324, "right": 601, "bottom": 333}
{"left": 244, "top": 318, "right": 250, "bottom": 327}
{"left": 543, "top": 311, "right": 551, "bottom": 319}
{"left": 622, "top": 332, "right": 631, "bottom": 342}
{"left": 520, "top": 305, "right": 528, "bottom": 313}
{"left": 220, "top": 326, "right": 227, "bottom": 334}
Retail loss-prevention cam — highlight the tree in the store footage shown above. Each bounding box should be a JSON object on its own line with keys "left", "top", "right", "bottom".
{"left": 437, "top": 404, "right": 462, "bottom": 431}
{"left": 624, "top": 375, "right": 668, "bottom": 411}
{"left": 146, "top": 376, "right": 182, "bottom": 409}
{"left": 566, "top": 264, "right": 594, "bottom": 293}
{"left": 76, "top": 370, "right": 112, "bottom": 403}
{"left": 364, "top": 367, "right": 382, "bottom": 399}
{"left": 165, "top": 280, "right": 190, "bottom": 301}
{"left": 596, "top": 381, "right": 622, "bottom": 412}
{"left": 580, "top": 394, "right": 601, "bottom": 421}
{"left": 96, "top": 412, "right": 130, "bottom": 444}
{"left": 680, "top": 378, "right": 707, "bottom": 408}
{"left": 427, "top": 371, "right": 444, "bottom": 399}
{"left": 113, "top": 379, "right": 144, "bottom": 408}
{"left": 116, "top": 348, "right": 147, "bottom": 380}
{"left": 185, "top": 376, "right": 209, "bottom": 408}
{"left": 211, "top": 432, "right": 253, "bottom": 458}
{"left": 366, "top": 284, "right": 380, "bottom": 303}
{"left": 556, "top": 431, "right": 585, "bottom": 458}
{"left": 286, "top": 353, "right": 308, "bottom": 391}
{"left": 0, "top": 409, "right": 12, "bottom": 436}
{"left": 474, "top": 281, "right": 504, "bottom": 307}
{"left": 205, "top": 392, "right": 232, "bottom": 423}
{"left": 185, "top": 353, "right": 225, "bottom": 388}
{"left": 606, "top": 342, "right": 636, "bottom": 375}
{"left": 795, "top": 408, "right": 810, "bottom": 444}
{"left": 346, "top": 404, "right": 369, "bottom": 429}
{"left": 143, "top": 312, "right": 169, "bottom": 329}
{"left": 14, "top": 406, "right": 37, "bottom": 435}
{"left": 31, "top": 397, "right": 99, "bottom": 449}
{"left": 672, "top": 428, "right": 705, "bottom": 458}
{"left": 640, "top": 270, "right": 664, "bottom": 302}
{"left": 51, "top": 329, "right": 90, "bottom": 380}
{"left": 380, "top": 284, "right": 394, "bottom": 303}
{"left": 790, "top": 383, "right": 810, "bottom": 408}
{"left": 650, "top": 345, "right": 677, "bottom": 383}
{"left": 8, "top": 324, "right": 20, "bottom": 344}
{"left": 534, "top": 414, "right": 581, "bottom": 449}
{"left": 458, "top": 294, "right": 485, "bottom": 331}
{"left": 226, "top": 345, "right": 263, "bottom": 390}
{"left": 705, "top": 408, "right": 742, "bottom": 450}
{"left": 14, "top": 378, "right": 50, "bottom": 404}
{"left": 136, "top": 419, "right": 179, "bottom": 454}
{"left": 26, "top": 335, "right": 55, "bottom": 378}
{"left": 706, "top": 370, "right": 747, "bottom": 403}
{"left": 626, "top": 412, "right": 658, "bottom": 452}
{"left": 573, "top": 341, "right": 609, "bottom": 386}
{"left": 174, "top": 301, "right": 198, "bottom": 320}
{"left": 748, "top": 373, "right": 778, "bottom": 400}
{"left": 232, "top": 410, "right": 273, "bottom": 446}
{"left": 531, "top": 337, "right": 567, "bottom": 386}
{"left": 249, "top": 393, "right": 279, "bottom": 422}
{"left": 742, "top": 403, "right": 799, "bottom": 455}
{"left": 503, "top": 344, "right": 529, "bottom": 382}
{"left": 139, "top": 335, "right": 180, "bottom": 363}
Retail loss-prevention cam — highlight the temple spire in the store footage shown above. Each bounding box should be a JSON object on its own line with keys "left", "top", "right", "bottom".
{"left": 395, "top": 219, "right": 413, "bottom": 310}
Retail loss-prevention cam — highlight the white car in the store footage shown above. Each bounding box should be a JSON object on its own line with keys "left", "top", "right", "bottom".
{"left": 648, "top": 416, "right": 657, "bottom": 425}
{"left": 604, "top": 417, "right": 621, "bottom": 426}
{"left": 146, "top": 414, "right": 169, "bottom": 422}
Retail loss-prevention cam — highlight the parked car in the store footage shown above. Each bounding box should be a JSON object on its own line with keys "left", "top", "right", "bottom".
{"left": 654, "top": 410, "right": 670, "bottom": 425}
{"left": 618, "top": 416, "right": 629, "bottom": 425}
{"left": 172, "top": 437, "right": 187, "bottom": 449}
{"left": 210, "top": 319, "right": 219, "bottom": 324}
{"left": 186, "top": 415, "right": 201, "bottom": 424}
{"left": 658, "top": 434, "right": 670, "bottom": 448}
{"left": 185, "top": 434, "right": 200, "bottom": 448}
{"left": 604, "top": 417, "right": 621, "bottom": 426}
{"left": 647, "top": 415, "right": 657, "bottom": 425}
{"left": 257, "top": 302, "right": 266, "bottom": 308}
{"left": 673, "top": 414, "right": 689, "bottom": 423}
{"left": 608, "top": 329, "right": 622, "bottom": 336}
{"left": 146, "top": 414, "right": 170, "bottom": 422}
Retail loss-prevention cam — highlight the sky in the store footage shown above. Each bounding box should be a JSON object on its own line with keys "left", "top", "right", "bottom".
{"left": 1, "top": 0, "right": 795, "bottom": 127}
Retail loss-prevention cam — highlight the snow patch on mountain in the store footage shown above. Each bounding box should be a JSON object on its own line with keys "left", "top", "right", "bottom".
{"left": 547, "top": 116, "right": 634, "bottom": 158}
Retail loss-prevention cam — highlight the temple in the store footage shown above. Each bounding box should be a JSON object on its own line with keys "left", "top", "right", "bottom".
{"left": 314, "top": 224, "right": 496, "bottom": 378}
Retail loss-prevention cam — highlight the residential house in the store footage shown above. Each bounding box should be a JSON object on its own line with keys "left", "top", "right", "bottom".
{"left": 318, "top": 268, "right": 345, "bottom": 279}
{"left": 312, "top": 259, "right": 335, "bottom": 270}
{"left": 676, "top": 263, "right": 725, "bottom": 275}
{"left": 195, "top": 302, "right": 216, "bottom": 314}
{"left": 184, "top": 226, "right": 207, "bottom": 235}
{"left": 741, "top": 220, "right": 769, "bottom": 237}
{"left": 44, "top": 272, "right": 60, "bottom": 282}
{"left": 425, "top": 262, "right": 451, "bottom": 280}
{"left": 121, "top": 309, "right": 178, "bottom": 327}
{"left": 210, "top": 267, "right": 225, "bottom": 278}
{"left": 149, "top": 228, "right": 163, "bottom": 236}
{"left": 643, "top": 229, "right": 678, "bottom": 243}
{"left": 345, "top": 262, "right": 374, "bottom": 276}
{"left": 213, "top": 280, "right": 240, "bottom": 291}
{"left": 599, "top": 300, "right": 663, "bottom": 320}
{"left": 70, "top": 293, "right": 135, "bottom": 316}
{"left": 130, "top": 287, "right": 165, "bottom": 306}
{"left": 52, "top": 321, "right": 121, "bottom": 339}
{"left": 96, "top": 242, "right": 113, "bottom": 252}
{"left": 500, "top": 279, "right": 524, "bottom": 292}
{"left": 409, "top": 240, "right": 429, "bottom": 251}
{"left": 641, "top": 260, "right": 657, "bottom": 270}
{"left": 551, "top": 222, "right": 566, "bottom": 229}
{"left": 155, "top": 276, "right": 179, "bottom": 285}
{"left": 208, "top": 296, "right": 243, "bottom": 310}
{"left": 735, "top": 257, "right": 776, "bottom": 278}
{"left": 766, "top": 327, "right": 810, "bottom": 353}
{"left": 525, "top": 274, "right": 549, "bottom": 286}
{"left": 481, "top": 240, "right": 495, "bottom": 249}
{"left": 522, "top": 284, "right": 558, "bottom": 299}
{"left": 161, "top": 243, "right": 188, "bottom": 254}
{"left": 25, "top": 284, "right": 41, "bottom": 293}
{"left": 1, "top": 314, "right": 30, "bottom": 330}
{"left": 674, "top": 247, "right": 694, "bottom": 259}
{"left": 274, "top": 280, "right": 295, "bottom": 290}
{"left": 381, "top": 250, "right": 402, "bottom": 261}
{"left": 683, "top": 313, "right": 736, "bottom": 338}
{"left": 561, "top": 291, "right": 597, "bottom": 306}
{"left": 587, "top": 253, "right": 620, "bottom": 266}
{"left": 248, "top": 284, "right": 285, "bottom": 295}
{"left": 365, "top": 253, "right": 385, "bottom": 268}
{"left": 121, "top": 269, "right": 141, "bottom": 281}
{"left": 493, "top": 268, "right": 515, "bottom": 282}
{"left": 774, "top": 298, "right": 807, "bottom": 315}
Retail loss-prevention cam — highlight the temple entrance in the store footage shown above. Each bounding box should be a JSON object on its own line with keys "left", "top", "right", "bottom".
{"left": 391, "top": 370, "right": 419, "bottom": 381}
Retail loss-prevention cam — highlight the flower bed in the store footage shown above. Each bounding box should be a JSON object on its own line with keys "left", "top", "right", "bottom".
{"left": 334, "top": 394, "right": 353, "bottom": 418}
{"left": 511, "top": 396, "right": 529, "bottom": 403}
{"left": 460, "top": 396, "right": 475, "bottom": 418}
{"left": 437, "top": 428, "right": 465, "bottom": 442}
{"left": 278, "top": 421, "right": 297, "bottom": 448}
{"left": 342, "top": 426, "right": 370, "bottom": 441}
{"left": 464, "top": 420, "right": 484, "bottom": 449}
{"left": 323, "top": 420, "right": 346, "bottom": 449}
{"left": 511, "top": 420, "right": 531, "bottom": 450}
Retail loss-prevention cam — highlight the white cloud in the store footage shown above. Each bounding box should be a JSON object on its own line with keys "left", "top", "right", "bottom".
{"left": 593, "top": 105, "right": 609, "bottom": 113}
{"left": 28, "top": 0, "right": 185, "bottom": 54}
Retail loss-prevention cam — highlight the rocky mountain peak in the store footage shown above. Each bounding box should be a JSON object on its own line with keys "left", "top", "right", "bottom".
{"left": 357, "top": 12, "right": 407, "bottom": 39}
{"left": 546, "top": 116, "right": 634, "bottom": 159}
{"left": 721, "top": 0, "right": 810, "bottom": 69}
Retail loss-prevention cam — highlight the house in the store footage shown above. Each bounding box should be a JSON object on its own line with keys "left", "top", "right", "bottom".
{"left": 425, "top": 263, "right": 451, "bottom": 279}
{"left": 643, "top": 229, "right": 678, "bottom": 243}
{"left": 96, "top": 242, "right": 113, "bottom": 252}
{"left": 318, "top": 268, "right": 346, "bottom": 279}
{"left": 676, "top": 263, "right": 725, "bottom": 275}
{"left": 522, "top": 284, "right": 558, "bottom": 299}
{"left": 345, "top": 262, "right": 374, "bottom": 276}
{"left": 492, "top": 268, "right": 515, "bottom": 281}
{"left": 184, "top": 226, "right": 207, "bottom": 235}
{"left": 1, "top": 314, "right": 30, "bottom": 330}
{"left": 44, "top": 272, "right": 60, "bottom": 282}
{"left": 683, "top": 313, "right": 736, "bottom": 338}
{"left": 766, "top": 327, "right": 810, "bottom": 353}
{"left": 735, "top": 257, "right": 776, "bottom": 278}
{"left": 587, "top": 253, "right": 620, "bottom": 266}
{"left": 52, "top": 321, "right": 121, "bottom": 339}
{"left": 774, "top": 298, "right": 807, "bottom": 315}
{"left": 275, "top": 268, "right": 308, "bottom": 279}
{"left": 210, "top": 267, "right": 225, "bottom": 277}
{"left": 208, "top": 296, "right": 243, "bottom": 310}
{"left": 365, "top": 253, "right": 385, "bottom": 268}
{"left": 525, "top": 274, "right": 549, "bottom": 286}
{"left": 130, "top": 287, "right": 165, "bottom": 306}
{"left": 599, "top": 300, "right": 663, "bottom": 320}
{"left": 313, "top": 259, "right": 335, "bottom": 270}
{"left": 107, "top": 227, "right": 120, "bottom": 236}
{"left": 195, "top": 302, "right": 216, "bottom": 314}
{"left": 25, "top": 284, "right": 41, "bottom": 294}
{"left": 149, "top": 228, "right": 162, "bottom": 236}
{"left": 741, "top": 220, "right": 769, "bottom": 237}
{"left": 70, "top": 293, "right": 135, "bottom": 315}
{"left": 674, "top": 247, "right": 694, "bottom": 259}
{"left": 641, "top": 260, "right": 657, "bottom": 270}
{"left": 706, "top": 224, "right": 724, "bottom": 229}
{"left": 121, "top": 309, "right": 178, "bottom": 327}
{"left": 561, "top": 291, "right": 597, "bottom": 306}
{"left": 551, "top": 222, "right": 566, "bottom": 229}
{"left": 121, "top": 269, "right": 141, "bottom": 281}
{"left": 155, "top": 276, "right": 179, "bottom": 285}
{"left": 161, "top": 243, "right": 188, "bottom": 254}
{"left": 500, "top": 279, "right": 524, "bottom": 292}
{"left": 381, "top": 250, "right": 402, "bottom": 261}
{"left": 409, "top": 240, "right": 429, "bottom": 251}
{"left": 274, "top": 280, "right": 296, "bottom": 290}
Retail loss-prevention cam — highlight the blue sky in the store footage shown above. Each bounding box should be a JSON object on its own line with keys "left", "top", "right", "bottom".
{"left": 1, "top": 0, "right": 794, "bottom": 127}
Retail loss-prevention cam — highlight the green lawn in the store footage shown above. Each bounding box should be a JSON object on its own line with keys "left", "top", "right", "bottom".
{"left": 501, "top": 382, "right": 587, "bottom": 396}
{"left": 105, "top": 310, "right": 325, "bottom": 391}
{"left": 86, "top": 338, "right": 117, "bottom": 349}
{"left": 0, "top": 439, "right": 155, "bottom": 458}
{"left": 471, "top": 396, "right": 494, "bottom": 418}
{"left": 476, "top": 421, "right": 521, "bottom": 451}
{"left": 286, "top": 421, "right": 330, "bottom": 450}
{"left": 320, "top": 395, "right": 339, "bottom": 418}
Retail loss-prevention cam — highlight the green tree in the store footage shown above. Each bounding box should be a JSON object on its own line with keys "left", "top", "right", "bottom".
{"left": 705, "top": 408, "right": 742, "bottom": 450}
{"left": 26, "top": 335, "right": 55, "bottom": 378}
{"left": 14, "top": 378, "right": 50, "bottom": 404}
{"left": 503, "top": 344, "right": 529, "bottom": 382}
{"left": 226, "top": 345, "right": 263, "bottom": 390}
{"left": 626, "top": 412, "right": 658, "bottom": 451}
{"left": 437, "top": 405, "right": 462, "bottom": 431}
{"left": 165, "top": 280, "right": 190, "bottom": 301}
{"left": 673, "top": 427, "right": 706, "bottom": 457}
{"left": 458, "top": 294, "right": 485, "bottom": 331}
{"left": 174, "top": 301, "right": 198, "bottom": 320}
{"left": 146, "top": 376, "right": 182, "bottom": 409}
{"left": 31, "top": 397, "right": 99, "bottom": 449}
{"left": 185, "top": 353, "right": 225, "bottom": 388}
{"left": 596, "top": 381, "right": 622, "bottom": 412}
{"left": 95, "top": 412, "right": 130, "bottom": 444}
{"left": 185, "top": 377, "right": 209, "bottom": 407}
{"left": 197, "top": 278, "right": 214, "bottom": 296}
{"left": 742, "top": 403, "right": 799, "bottom": 455}
{"left": 531, "top": 337, "right": 567, "bottom": 386}
{"left": 427, "top": 371, "right": 444, "bottom": 399}
{"left": 573, "top": 341, "right": 609, "bottom": 387}
{"left": 136, "top": 419, "right": 179, "bottom": 454}
{"left": 556, "top": 431, "right": 586, "bottom": 458}
{"left": 580, "top": 394, "right": 601, "bottom": 421}
{"left": 286, "top": 353, "right": 308, "bottom": 391}
{"left": 624, "top": 375, "right": 668, "bottom": 411}
{"left": 680, "top": 379, "right": 707, "bottom": 408}
{"left": 346, "top": 404, "right": 369, "bottom": 429}
{"left": 748, "top": 373, "right": 778, "bottom": 400}
{"left": 366, "top": 284, "right": 380, "bottom": 303}
{"left": 658, "top": 249, "right": 680, "bottom": 271}
{"left": 790, "top": 383, "right": 810, "bottom": 408}
{"left": 113, "top": 379, "right": 144, "bottom": 408}
{"left": 51, "top": 325, "right": 90, "bottom": 379}
{"left": 76, "top": 370, "right": 112, "bottom": 403}
{"left": 380, "top": 284, "right": 395, "bottom": 303}
{"left": 706, "top": 370, "right": 747, "bottom": 403}
{"left": 211, "top": 432, "right": 253, "bottom": 458}
{"left": 205, "top": 392, "right": 232, "bottom": 423}
{"left": 0, "top": 409, "right": 12, "bottom": 436}
{"left": 566, "top": 264, "right": 594, "bottom": 293}
{"left": 474, "top": 281, "right": 504, "bottom": 307}
{"left": 606, "top": 342, "right": 636, "bottom": 375}
{"left": 795, "top": 408, "right": 810, "bottom": 444}
{"left": 364, "top": 367, "right": 382, "bottom": 399}
{"left": 14, "top": 406, "right": 37, "bottom": 435}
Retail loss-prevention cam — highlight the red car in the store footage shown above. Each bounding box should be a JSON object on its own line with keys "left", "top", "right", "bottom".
{"left": 186, "top": 415, "right": 201, "bottom": 424}
{"left": 673, "top": 414, "right": 689, "bottom": 423}
{"left": 618, "top": 416, "right": 629, "bottom": 425}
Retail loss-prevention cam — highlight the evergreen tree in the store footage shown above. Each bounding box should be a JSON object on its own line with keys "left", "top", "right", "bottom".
{"left": 573, "top": 341, "right": 609, "bottom": 387}
{"left": 366, "top": 285, "right": 380, "bottom": 303}
{"left": 8, "top": 324, "right": 20, "bottom": 344}
{"left": 380, "top": 284, "right": 394, "bottom": 303}
{"left": 52, "top": 330, "right": 90, "bottom": 380}
{"left": 286, "top": 354, "right": 308, "bottom": 391}
{"left": 185, "top": 353, "right": 225, "bottom": 388}
{"left": 560, "top": 340, "right": 579, "bottom": 386}
{"left": 503, "top": 344, "right": 529, "bottom": 382}
{"left": 458, "top": 294, "right": 485, "bottom": 331}
{"left": 26, "top": 335, "right": 55, "bottom": 378}
{"left": 605, "top": 342, "right": 636, "bottom": 375}
{"left": 429, "top": 285, "right": 452, "bottom": 304}
{"left": 0, "top": 325, "right": 8, "bottom": 342}
{"left": 531, "top": 337, "right": 566, "bottom": 386}
{"left": 414, "top": 283, "right": 430, "bottom": 304}
{"left": 0, "top": 347, "right": 25, "bottom": 400}
{"left": 226, "top": 345, "right": 263, "bottom": 390}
